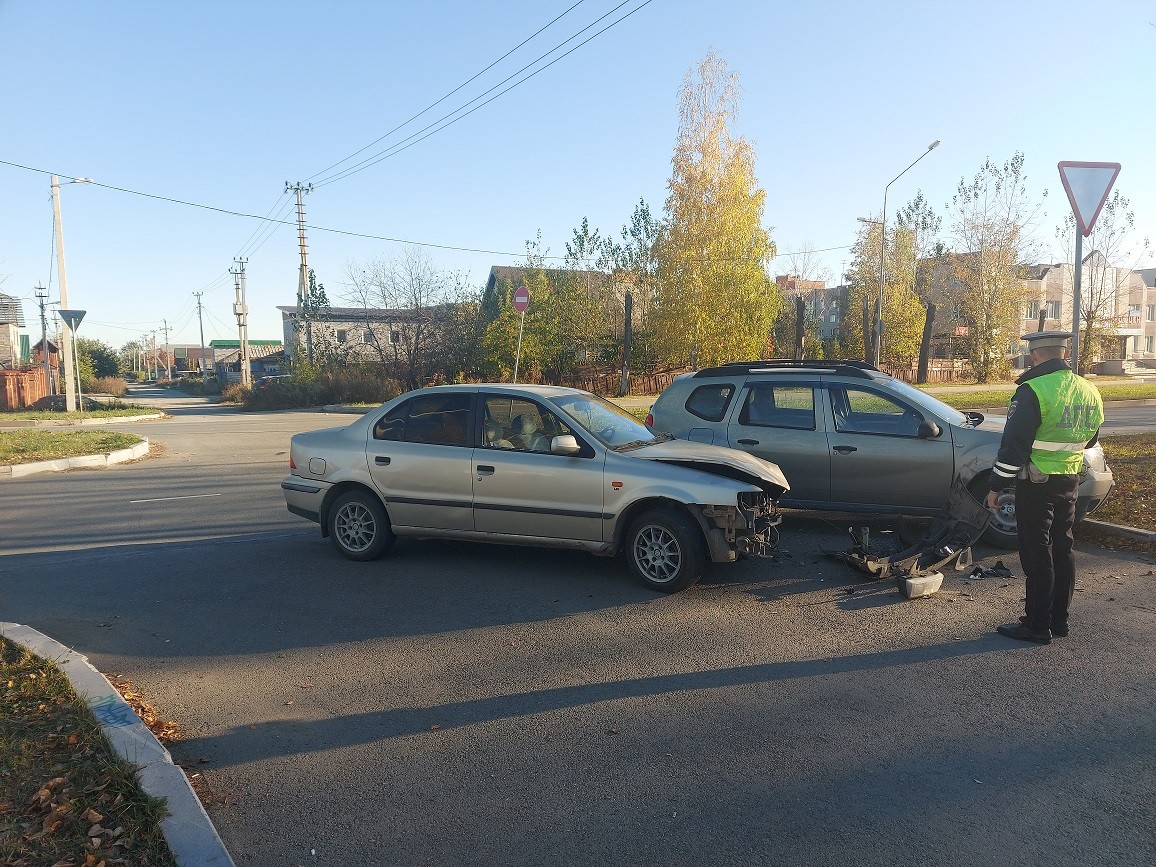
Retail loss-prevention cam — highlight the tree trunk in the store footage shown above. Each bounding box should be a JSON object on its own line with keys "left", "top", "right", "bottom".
{"left": 917, "top": 303, "right": 935, "bottom": 384}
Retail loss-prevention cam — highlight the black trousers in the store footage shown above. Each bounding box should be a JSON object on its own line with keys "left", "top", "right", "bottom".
{"left": 1015, "top": 474, "right": 1079, "bottom": 632}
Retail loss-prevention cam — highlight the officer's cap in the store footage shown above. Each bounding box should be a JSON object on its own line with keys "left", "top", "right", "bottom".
{"left": 1020, "top": 331, "right": 1072, "bottom": 349}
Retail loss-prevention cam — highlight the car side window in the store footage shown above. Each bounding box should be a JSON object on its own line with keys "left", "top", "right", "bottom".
{"left": 739, "top": 385, "right": 815, "bottom": 430}
{"left": 685, "top": 384, "right": 735, "bottom": 422}
{"left": 482, "top": 396, "right": 575, "bottom": 453}
{"left": 373, "top": 393, "right": 472, "bottom": 446}
{"left": 830, "top": 387, "right": 921, "bottom": 437}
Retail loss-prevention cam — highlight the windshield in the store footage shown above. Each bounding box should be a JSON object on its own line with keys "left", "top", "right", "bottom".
{"left": 548, "top": 393, "right": 664, "bottom": 449}
{"left": 880, "top": 378, "right": 967, "bottom": 426}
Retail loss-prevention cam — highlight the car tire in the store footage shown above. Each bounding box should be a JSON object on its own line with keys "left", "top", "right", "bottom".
{"left": 625, "top": 509, "right": 707, "bottom": 593}
{"left": 969, "top": 474, "right": 1018, "bottom": 550}
{"left": 328, "top": 490, "right": 394, "bottom": 561}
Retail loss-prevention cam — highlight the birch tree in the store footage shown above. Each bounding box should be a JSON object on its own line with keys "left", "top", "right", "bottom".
{"left": 945, "top": 152, "right": 1045, "bottom": 382}
{"left": 653, "top": 51, "right": 779, "bottom": 367}
{"left": 838, "top": 218, "right": 926, "bottom": 364}
{"left": 562, "top": 218, "right": 617, "bottom": 364}
{"left": 609, "top": 199, "right": 662, "bottom": 366}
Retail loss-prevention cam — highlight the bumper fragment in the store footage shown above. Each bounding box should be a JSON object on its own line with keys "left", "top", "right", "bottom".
{"left": 835, "top": 477, "right": 991, "bottom": 599}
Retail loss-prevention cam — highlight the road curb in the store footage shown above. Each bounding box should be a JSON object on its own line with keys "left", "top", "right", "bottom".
{"left": 0, "top": 623, "right": 235, "bottom": 867}
{"left": 1082, "top": 518, "right": 1156, "bottom": 543}
{"left": 0, "top": 413, "right": 164, "bottom": 428}
{"left": 0, "top": 439, "right": 149, "bottom": 478}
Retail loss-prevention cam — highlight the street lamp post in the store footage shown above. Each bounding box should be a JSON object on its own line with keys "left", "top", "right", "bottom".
{"left": 50, "top": 175, "right": 93, "bottom": 412}
{"left": 871, "top": 141, "right": 939, "bottom": 368}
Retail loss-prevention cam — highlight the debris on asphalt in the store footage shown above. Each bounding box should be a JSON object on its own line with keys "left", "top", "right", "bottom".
{"left": 968, "top": 560, "right": 1014, "bottom": 580}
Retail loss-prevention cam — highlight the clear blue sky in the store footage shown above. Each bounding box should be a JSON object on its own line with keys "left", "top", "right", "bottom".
{"left": 1, "top": 0, "right": 1152, "bottom": 350}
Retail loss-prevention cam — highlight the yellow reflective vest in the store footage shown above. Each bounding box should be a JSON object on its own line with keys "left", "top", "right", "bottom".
{"left": 1023, "top": 371, "right": 1103, "bottom": 475}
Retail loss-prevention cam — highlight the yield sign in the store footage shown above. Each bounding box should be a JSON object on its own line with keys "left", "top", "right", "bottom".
{"left": 1057, "top": 161, "right": 1121, "bottom": 237}
{"left": 512, "top": 285, "right": 530, "bottom": 313}
{"left": 58, "top": 308, "right": 86, "bottom": 331}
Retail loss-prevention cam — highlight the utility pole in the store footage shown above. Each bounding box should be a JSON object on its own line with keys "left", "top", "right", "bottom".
{"left": 231, "top": 259, "right": 251, "bottom": 387}
{"left": 286, "top": 181, "right": 314, "bottom": 364}
{"left": 35, "top": 286, "right": 53, "bottom": 395}
{"left": 161, "top": 319, "right": 172, "bottom": 380}
{"left": 50, "top": 175, "right": 77, "bottom": 412}
{"left": 150, "top": 332, "right": 158, "bottom": 381}
{"left": 194, "top": 291, "right": 208, "bottom": 376}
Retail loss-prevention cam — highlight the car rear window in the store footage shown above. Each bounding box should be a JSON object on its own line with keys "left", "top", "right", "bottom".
{"left": 684, "top": 384, "right": 734, "bottom": 422}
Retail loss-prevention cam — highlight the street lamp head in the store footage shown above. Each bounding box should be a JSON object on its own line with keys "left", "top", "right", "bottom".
{"left": 928, "top": 140, "right": 940, "bottom": 151}
{"left": 857, "top": 217, "right": 882, "bottom": 226}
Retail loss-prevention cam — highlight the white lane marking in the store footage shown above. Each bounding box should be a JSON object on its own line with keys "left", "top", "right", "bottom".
{"left": 129, "top": 493, "right": 224, "bottom": 504}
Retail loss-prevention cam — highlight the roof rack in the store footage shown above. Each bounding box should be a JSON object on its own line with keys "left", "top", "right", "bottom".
{"left": 692, "top": 359, "right": 881, "bottom": 379}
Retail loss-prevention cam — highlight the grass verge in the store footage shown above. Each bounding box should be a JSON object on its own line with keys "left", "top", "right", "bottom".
{"left": 1, "top": 407, "right": 156, "bottom": 421}
{"left": 0, "top": 431, "right": 143, "bottom": 466}
{"left": 918, "top": 382, "right": 1156, "bottom": 410}
{"left": 1093, "top": 433, "right": 1154, "bottom": 533}
{"left": 0, "top": 636, "right": 177, "bottom": 866}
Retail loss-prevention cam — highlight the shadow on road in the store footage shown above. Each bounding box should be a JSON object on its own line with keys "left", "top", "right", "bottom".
{"left": 176, "top": 636, "right": 1005, "bottom": 767}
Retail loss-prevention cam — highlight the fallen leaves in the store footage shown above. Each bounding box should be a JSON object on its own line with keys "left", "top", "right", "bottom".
{"left": 1, "top": 637, "right": 177, "bottom": 866}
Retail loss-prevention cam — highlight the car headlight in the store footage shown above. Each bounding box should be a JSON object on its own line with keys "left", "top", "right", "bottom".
{"left": 1082, "top": 443, "right": 1107, "bottom": 474}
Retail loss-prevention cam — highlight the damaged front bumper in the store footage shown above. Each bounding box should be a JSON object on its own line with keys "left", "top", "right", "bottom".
{"left": 696, "top": 492, "right": 783, "bottom": 562}
{"left": 837, "top": 478, "right": 992, "bottom": 598}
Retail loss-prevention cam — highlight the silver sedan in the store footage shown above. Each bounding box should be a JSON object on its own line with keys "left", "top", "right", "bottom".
{"left": 282, "top": 384, "right": 789, "bottom": 592}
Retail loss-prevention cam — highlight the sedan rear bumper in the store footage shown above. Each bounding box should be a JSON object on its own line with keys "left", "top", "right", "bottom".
{"left": 282, "top": 476, "right": 329, "bottom": 525}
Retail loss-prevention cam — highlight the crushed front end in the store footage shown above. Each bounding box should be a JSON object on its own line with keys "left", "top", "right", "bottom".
{"left": 696, "top": 490, "right": 783, "bottom": 561}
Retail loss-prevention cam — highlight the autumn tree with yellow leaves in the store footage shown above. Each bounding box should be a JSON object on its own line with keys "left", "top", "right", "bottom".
{"left": 652, "top": 51, "right": 779, "bottom": 367}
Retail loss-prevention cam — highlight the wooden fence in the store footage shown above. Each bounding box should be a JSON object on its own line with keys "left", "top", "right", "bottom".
{"left": 880, "top": 360, "right": 972, "bottom": 384}
{"left": 560, "top": 366, "right": 693, "bottom": 396}
{"left": 0, "top": 367, "right": 49, "bottom": 410}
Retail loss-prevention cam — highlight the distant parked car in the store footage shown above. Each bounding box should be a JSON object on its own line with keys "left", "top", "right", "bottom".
{"left": 255, "top": 375, "right": 292, "bottom": 391}
{"left": 646, "top": 360, "right": 1114, "bottom": 548}
{"left": 282, "top": 384, "right": 789, "bottom": 592}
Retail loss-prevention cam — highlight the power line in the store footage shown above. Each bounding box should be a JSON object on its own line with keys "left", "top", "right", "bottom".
{"left": 232, "top": 191, "right": 290, "bottom": 255}
{"left": 305, "top": 0, "right": 588, "bottom": 184}
{"left": 4, "top": 156, "right": 854, "bottom": 266}
{"left": 312, "top": 0, "right": 653, "bottom": 188}
{"left": 0, "top": 158, "right": 564, "bottom": 258}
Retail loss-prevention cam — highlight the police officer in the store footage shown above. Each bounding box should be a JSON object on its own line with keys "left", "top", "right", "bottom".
{"left": 986, "top": 331, "right": 1104, "bottom": 644}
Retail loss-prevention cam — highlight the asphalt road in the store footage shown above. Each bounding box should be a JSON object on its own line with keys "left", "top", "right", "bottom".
{"left": 2, "top": 391, "right": 1154, "bottom": 866}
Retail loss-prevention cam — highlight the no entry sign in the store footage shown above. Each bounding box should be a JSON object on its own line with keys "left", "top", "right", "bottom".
{"left": 513, "top": 285, "right": 530, "bottom": 313}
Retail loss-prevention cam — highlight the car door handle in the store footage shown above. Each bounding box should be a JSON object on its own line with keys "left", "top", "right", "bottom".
{"left": 736, "top": 438, "right": 760, "bottom": 446}
{"left": 832, "top": 445, "right": 857, "bottom": 454}
{"left": 476, "top": 465, "right": 495, "bottom": 477}
{"left": 374, "top": 456, "right": 391, "bottom": 465}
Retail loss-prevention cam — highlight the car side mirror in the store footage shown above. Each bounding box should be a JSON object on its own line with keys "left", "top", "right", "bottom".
{"left": 917, "top": 419, "right": 941, "bottom": 439}
{"left": 551, "top": 434, "right": 581, "bottom": 456}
